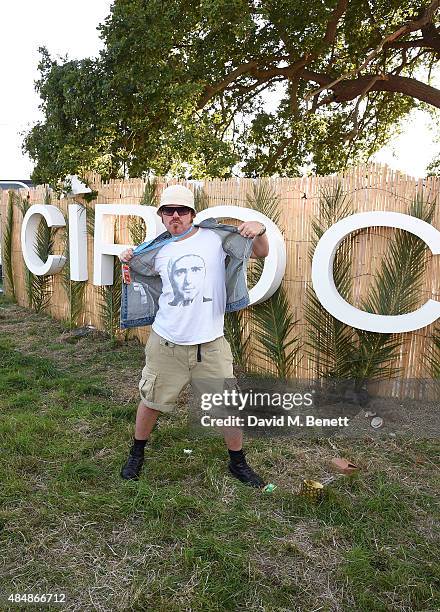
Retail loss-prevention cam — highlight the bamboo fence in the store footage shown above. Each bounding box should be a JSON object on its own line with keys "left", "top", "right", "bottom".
{"left": 1, "top": 164, "right": 440, "bottom": 397}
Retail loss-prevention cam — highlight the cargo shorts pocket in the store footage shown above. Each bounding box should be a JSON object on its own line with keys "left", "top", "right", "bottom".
{"left": 139, "top": 373, "right": 157, "bottom": 403}
{"left": 159, "top": 338, "right": 175, "bottom": 356}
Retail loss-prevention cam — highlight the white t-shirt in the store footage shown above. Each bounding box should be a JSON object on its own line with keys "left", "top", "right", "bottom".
{"left": 152, "top": 228, "right": 226, "bottom": 344}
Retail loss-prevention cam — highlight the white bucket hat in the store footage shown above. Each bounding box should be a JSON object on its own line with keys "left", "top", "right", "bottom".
{"left": 158, "top": 185, "right": 195, "bottom": 214}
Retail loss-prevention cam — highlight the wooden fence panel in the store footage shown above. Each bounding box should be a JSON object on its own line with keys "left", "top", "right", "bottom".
{"left": 1, "top": 165, "right": 439, "bottom": 397}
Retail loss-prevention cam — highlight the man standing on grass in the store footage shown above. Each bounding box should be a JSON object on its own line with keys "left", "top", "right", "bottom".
{"left": 119, "top": 185, "right": 269, "bottom": 487}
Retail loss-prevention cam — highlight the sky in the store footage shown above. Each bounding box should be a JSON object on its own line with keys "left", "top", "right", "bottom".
{"left": 0, "top": 1, "right": 439, "bottom": 180}
{"left": 0, "top": 1, "right": 111, "bottom": 179}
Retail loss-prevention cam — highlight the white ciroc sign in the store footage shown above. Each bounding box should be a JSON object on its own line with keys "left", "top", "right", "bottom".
{"left": 20, "top": 205, "right": 440, "bottom": 333}
{"left": 20, "top": 203, "right": 286, "bottom": 306}
{"left": 312, "top": 212, "right": 440, "bottom": 333}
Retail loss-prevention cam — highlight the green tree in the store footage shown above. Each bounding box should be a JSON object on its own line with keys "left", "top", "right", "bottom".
{"left": 24, "top": 0, "right": 440, "bottom": 185}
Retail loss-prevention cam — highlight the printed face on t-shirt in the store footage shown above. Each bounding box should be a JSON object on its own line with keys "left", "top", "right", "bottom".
{"left": 168, "top": 254, "right": 211, "bottom": 306}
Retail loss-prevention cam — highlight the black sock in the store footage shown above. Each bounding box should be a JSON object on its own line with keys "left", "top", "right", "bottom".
{"left": 228, "top": 449, "right": 245, "bottom": 464}
{"left": 132, "top": 438, "right": 148, "bottom": 455}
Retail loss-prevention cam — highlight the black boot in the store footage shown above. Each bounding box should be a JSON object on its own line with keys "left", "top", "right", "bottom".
{"left": 228, "top": 450, "right": 265, "bottom": 488}
{"left": 120, "top": 445, "right": 145, "bottom": 480}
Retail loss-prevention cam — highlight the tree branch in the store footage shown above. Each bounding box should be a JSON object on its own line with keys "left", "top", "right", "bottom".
{"left": 342, "top": 74, "right": 438, "bottom": 106}
{"left": 264, "top": 135, "right": 296, "bottom": 174}
{"left": 304, "top": 0, "right": 440, "bottom": 101}
{"left": 323, "top": 0, "right": 349, "bottom": 45}
{"left": 197, "top": 60, "right": 259, "bottom": 108}
{"left": 196, "top": 1, "right": 440, "bottom": 116}
{"left": 387, "top": 38, "right": 438, "bottom": 50}
{"left": 197, "top": 54, "right": 287, "bottom": 108}
{"left": 301, "top": 70, "right": 440, "bottom": 108}
{"left": 386, "top": 23, "right": 440, "bottom": 52}
{"left": 197, "top": 0, "right": 349, "bottom": 111}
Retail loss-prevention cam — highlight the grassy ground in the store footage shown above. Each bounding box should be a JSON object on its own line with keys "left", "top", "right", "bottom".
{"left": 0, "top": 294, "right": 439, "bottom": 611}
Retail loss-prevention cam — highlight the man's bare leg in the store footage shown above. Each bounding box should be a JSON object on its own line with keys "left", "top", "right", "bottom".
{"left": 121, "top": 402, "right": 160, "bottom": 480}
{"left": 135, "top": 401, "right": 160, "bottom": 440}
{"left": 221, "top": 426, "right": 243, "bottom": 451}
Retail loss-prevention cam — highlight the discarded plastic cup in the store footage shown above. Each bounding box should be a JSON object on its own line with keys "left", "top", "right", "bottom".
{"left": 370, "top": 416, "right": 383, "bottom": 429}
{"left": 298, "top": 479, "right": 324, "bottom": 502}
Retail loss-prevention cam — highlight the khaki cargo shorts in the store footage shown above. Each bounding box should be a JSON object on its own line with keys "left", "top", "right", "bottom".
{"left": 139, "top": 329, "right": 235, "bottom": 413}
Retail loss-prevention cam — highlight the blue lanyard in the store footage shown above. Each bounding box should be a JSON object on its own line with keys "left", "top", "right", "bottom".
{"left": 133, "top": 225, "right": 194, "bottom": 256}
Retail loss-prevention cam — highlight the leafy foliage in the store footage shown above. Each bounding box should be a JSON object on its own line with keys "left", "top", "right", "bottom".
{"left": 98, "top": 226, "right": 122, "bottom": 339}
{"left": 306, "top": 188, "right": 436, "bottom": 383}
{"left": 224, "top": 310, "right": 250, "bottom": 369}
{"left": 3, "top": 192, "right": 16, "bottom": 299}
{"left": 305, "top": 184, "right": 357, "bottom": 378}
{"left": 246, "top": 181, "right": 299, "bottom": 378}
{"left": 426, "top": 154, "right": 440, "bottom": 177}
{"left": 426, "top": 327, "right": 440, "bottom": 377}
{"left": 23, "top": 2, "right": 440, "bottom": 185}
{"left": 61, "top": 209, "right": 87, "bottom": 328}
{"left": 353, "top": 195, "right": 436, "bottom": 381}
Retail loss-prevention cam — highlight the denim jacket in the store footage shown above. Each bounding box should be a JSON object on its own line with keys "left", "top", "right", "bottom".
{"left": 120, "top": 218, "right": 253, "bottom": 329}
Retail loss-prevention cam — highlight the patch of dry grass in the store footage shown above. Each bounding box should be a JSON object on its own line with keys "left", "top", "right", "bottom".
{"left": 1, "top": 295, "right": 439, "bottom": 611}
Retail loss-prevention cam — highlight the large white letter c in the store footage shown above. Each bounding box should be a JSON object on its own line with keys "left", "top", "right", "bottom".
{"left": 312, "top": 212, "right": 440, "bottom": 333}
{"left": 21, "top": 205, "right": 66, "bottom": 275}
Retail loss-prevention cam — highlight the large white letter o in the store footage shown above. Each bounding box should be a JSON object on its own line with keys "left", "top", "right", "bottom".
{"left": 195, "top": 205, "right": 286, "bottom": 304}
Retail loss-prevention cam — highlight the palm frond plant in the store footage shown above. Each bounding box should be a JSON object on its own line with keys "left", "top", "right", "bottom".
{"left": 98, "top": 256, "right": 122, "bottom": 341}
{"left": 426, "top": 327, "right": 440, "bottom": 378}
{"left": 304, "top": 183, "right": 357, "bottom": 378}
{"left": 15, "top": 189, "right": 61, "bottom": 312}
{"left": 98, "top": 220, "right": 122, "bottom": 340}
{"left": 2, "top": 191, "right": 16, "bottom": 299}
{"left": 61, "top": 212, "right": 86, "bottom": 329}
{"left": 245, "top": 180, "right": 281, "bottom": 225}
{"left": 83, "top": 201, "right": 95, "bottom": 237}
{"left": 252, "top": 284, "right": 299, "bottom": 379}
{"left": 224, "top": 311, "right": 250, "bottom": 369}
{"left": 353, "top": 195, "right": 436, "bottom": 383}
{"left": 15, "top": 194, "right": 34, "bottom": 309}
{"left": 29, "top": 223, "right": 54, "bottom": 313}
{"left": 246, "top": 181, "right": 299, "bottom": 379}
{"left": 306, "top": 189, "right": 436, "bottom": 393}
{"left": 30, "top": 189, "right": 57, "bottom": 312}
{"left": 129, "top": 178, "right": 158, "bottom": 245}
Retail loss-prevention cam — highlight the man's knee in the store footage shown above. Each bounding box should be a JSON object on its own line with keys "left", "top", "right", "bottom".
{"left": 138, "top": 400, "right": 161, "bottom": 414}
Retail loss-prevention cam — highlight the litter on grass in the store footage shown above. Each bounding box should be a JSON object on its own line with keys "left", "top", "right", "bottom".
{"left": 330, "top": 457, "right": 359, "bottom": 475}
{"left": 370, "top": 416, "right": 384, "bottom": 429}
{"left": 298, "top": 479, "right": 324, "bottom": 502}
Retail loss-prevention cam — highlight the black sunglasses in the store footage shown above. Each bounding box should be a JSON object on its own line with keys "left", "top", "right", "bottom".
{"left": 160, "top": 206, "right": 193, "bottom": 216}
